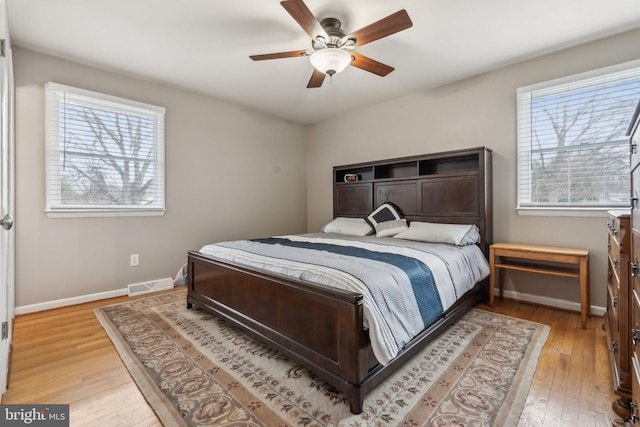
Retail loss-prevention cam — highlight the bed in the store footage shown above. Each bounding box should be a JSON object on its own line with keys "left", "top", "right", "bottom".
{"left": 185, "top": 146, "right": 493, "bottom": 414}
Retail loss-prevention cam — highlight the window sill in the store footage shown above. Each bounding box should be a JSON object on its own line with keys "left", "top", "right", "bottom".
{"left": 516, "top": 207, "right": 630, "bottom": 218}
{"left": 46, "top": 209, "right": 166, "bottom": 219}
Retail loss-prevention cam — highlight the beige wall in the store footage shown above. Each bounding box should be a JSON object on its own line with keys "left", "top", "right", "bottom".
{"left": 307, "top": 28, "right": 640, "bottom": 312}
{"left": 15, "top": 27, "right": 640, "bottom": 312}
{"left": 14, "top": 48, "right": 307, "bottom": 309}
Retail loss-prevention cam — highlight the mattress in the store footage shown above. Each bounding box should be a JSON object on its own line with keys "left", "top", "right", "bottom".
{"left": 197, "top": 233, "right": 490, "bottom": 365}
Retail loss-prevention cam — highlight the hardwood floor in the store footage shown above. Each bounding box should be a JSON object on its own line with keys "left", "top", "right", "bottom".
{"left": 1, "top": 289, "right": 176, "bottom": 426}
{"left": 1, "top": 288, "right": 621, "bottom": 426}
{"left": 477, "top": 299, "right": 619, "bottom": 427}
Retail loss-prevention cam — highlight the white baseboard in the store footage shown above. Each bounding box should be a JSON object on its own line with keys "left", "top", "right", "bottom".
{"left": 15, "top": 284, "right": 605, "bottom": 317}
{"left": 497, "top": 288, "right": 606, "bottom": 317}
{"left": 15, "top": 288, "right": 129, "bottom": 315}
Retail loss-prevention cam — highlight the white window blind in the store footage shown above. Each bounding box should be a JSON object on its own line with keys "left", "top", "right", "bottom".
{"left": 45, "top": 82, "right": 166, "bottom": 217}
{"left": 517, "top": 61, "right": 640, "bottom": 212}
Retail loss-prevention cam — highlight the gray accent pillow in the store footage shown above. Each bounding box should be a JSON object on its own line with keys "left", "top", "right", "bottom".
{"left": 365, "top": 202, "right": 403, "bottom": 229}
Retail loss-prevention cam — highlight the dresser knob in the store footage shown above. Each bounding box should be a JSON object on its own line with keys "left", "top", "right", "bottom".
{"left": 633, "top": 327, "right": 640, "bottom": 346}
{"left": 631, "top": 401, "right": 639, "bottom": 423}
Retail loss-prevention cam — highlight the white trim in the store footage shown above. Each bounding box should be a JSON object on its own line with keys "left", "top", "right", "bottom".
{"left": 46, "top": 208, "right": 165, "bottom": 218}
{"left": 517, "top": 58, "right": 640, "bottom": 94}
{"left": 46, "top": 82, "right": 166, "bottom": 114}
{"left": 516, "top": 59, "right": 639, "bottom": 214}
{"left": 17, "top": 284, "right": 601, "bottom": 318}
{"left": 15, "top": 288, "right": 128, "bottom": 315}
{"left": 516, "top": 207, "right": 617, "bottom": 218}
{"left": 0, "top": 0, "right": 13, "bottom": 400}
{"left": 45, "top": 82, "right": 166, "bottom": 217}
{"left": 494, "top": 288, "right": 605, "bottom": 317}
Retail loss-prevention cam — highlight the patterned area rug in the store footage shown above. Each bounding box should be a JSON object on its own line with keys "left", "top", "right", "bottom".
{"left": 95, "top": 290, "right": 549, "bottom": 426}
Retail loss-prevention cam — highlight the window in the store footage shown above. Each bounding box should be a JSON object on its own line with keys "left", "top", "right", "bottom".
{"left": 45, "top": 83, "right": 165, "bottom": 217}
{"left": 517, "top": 61, "right": 640, "bottom": 215}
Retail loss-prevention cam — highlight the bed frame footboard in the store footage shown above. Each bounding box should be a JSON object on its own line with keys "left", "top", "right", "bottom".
{"left": 186, "top": 250, "right": 487, "bottom": 414}
{"left": 186, "top": 250, "right": 376, "bottom": 413}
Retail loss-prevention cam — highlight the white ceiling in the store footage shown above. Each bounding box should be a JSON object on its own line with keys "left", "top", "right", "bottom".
{"left": 7, "top": 0, "right": 640, "bottom": 124}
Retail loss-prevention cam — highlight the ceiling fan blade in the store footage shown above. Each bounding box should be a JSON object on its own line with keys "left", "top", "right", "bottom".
{"left": 281, "top": 0, "right": 328, "bottom": 40}
{"left": 307, "top": 69, "right": 326, "bottom": 88}
{"left": 346, "top": 9, "right": 413, "bottom": 47}
{"left": 350, "top": 52, "right": 394, "bottom": 76}
{"left": 250, "top": 50, "right": 308, "bottom": 61}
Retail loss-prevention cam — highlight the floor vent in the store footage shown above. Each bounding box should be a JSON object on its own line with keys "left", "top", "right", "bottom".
{"left": 127, "top": 277, "right": 173, "bottom": 297}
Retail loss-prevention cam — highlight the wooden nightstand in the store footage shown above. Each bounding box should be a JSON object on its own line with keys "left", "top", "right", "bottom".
{"left": 489, "top": 242, "right": 590, "bottom": 328}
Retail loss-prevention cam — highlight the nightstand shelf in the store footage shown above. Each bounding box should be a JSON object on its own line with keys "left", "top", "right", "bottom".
{"left": 489, "top": 242, "right": 590, "bottom": 328}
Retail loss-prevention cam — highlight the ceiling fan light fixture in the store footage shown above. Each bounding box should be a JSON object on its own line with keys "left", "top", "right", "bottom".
{"left": 310, "top": 48, "right": 352, "bottom": 76}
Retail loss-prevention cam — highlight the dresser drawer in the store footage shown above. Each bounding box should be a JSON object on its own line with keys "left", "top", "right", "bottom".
{"left": 632, "top": 126, "right": 640, "bottom": 171}
{"left": 633, "top": 168, "right": 640, "bottom": 234}
{"left": 632, "top": 230, "right": 640, "bottom": 287}
{"left": 611, "top": 220, "right": 631, "bottom": 252}
{"left": 608, "top": 281, "right": 619, "bottom": 333}
{"left": 633, "top": 288, "right": 640, "bottom": 367}
{"left": 608, "top": 255, "right": 620, "bottom": 320}
{"left": 608, "top": 286, "right": 622, "bottom": 392}
{"left": 633, "top": 356, "right": 640, "bottom": 426}
{"left": 609, "top": 216, "right": 625, "bottom": 247}
{"left": 606, "top": 210, "right": 631, "bottom": 398}
{"left": 609, "top": 241, "right": 623, "bottom": 283}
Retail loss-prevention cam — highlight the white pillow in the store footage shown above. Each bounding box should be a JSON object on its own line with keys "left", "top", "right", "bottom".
{"left": 322, "top": 217, "right": 373, "bottom": 236}
{"left": 375, "top": 219, "right": 408, "bottom": 237}
{"left": 393, "top": 221, "right": 481, "bottom": 246}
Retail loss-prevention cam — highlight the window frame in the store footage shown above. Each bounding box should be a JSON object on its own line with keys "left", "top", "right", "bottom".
{"left": 516, "top": 60, "right": 640, "bottom": 217}
{"left": 45, "top": 82, "right": 166, "bottom": 218}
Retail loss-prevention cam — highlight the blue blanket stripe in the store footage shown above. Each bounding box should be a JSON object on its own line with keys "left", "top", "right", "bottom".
{"left": 251, "top": 238, "right": 443, "bottom": 326}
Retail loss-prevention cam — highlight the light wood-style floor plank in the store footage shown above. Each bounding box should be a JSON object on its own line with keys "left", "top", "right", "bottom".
{"left": 477, "top": 298, "right": 619, "bottom": 426}
{"left": 2, "top": 290, "right": 172, "bottom": 426}
{"left": 1, "top": 290, "right": 622, "bottom": 426}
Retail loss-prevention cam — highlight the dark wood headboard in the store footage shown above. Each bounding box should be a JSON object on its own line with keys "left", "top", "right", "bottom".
{"left": 333, "top": 146, "right": 493, "bottom": 256}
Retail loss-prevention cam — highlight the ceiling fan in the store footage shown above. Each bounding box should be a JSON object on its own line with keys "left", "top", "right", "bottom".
{"left": 250, "top": 0, "right": 413, "bottom": 88}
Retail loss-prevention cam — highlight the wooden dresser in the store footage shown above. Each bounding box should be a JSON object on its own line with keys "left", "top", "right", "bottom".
{"left": 629, "top": 101, "right": 640, "bottom": 423}
{"left": 605, "top": 209, "right": 632, "bottom": 417}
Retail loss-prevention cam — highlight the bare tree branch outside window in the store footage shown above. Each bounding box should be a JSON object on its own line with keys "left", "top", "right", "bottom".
{"left": 522, "top": 77, "right": 640, "bottom": 207}
{"left": 45, "top": 83, "right": 165, "bottom": 217}
{"left": 59, "top": 103, "right": 157, "bottom": 206}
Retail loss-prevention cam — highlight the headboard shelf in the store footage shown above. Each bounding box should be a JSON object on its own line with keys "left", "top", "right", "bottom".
{"left": 333, "top": 146, "right": 493, "bottom": 255}
{"left": 334, "top": 151, "right": 484, "bottom": 182}
{"left": 335, "top": 167, "right": 374, "bottom": 183}
{"left": 374, "top": 161, "right": 417, "bottom": 179}
{"left": 419, "top": 154, "right": 479, "bottom": 175}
